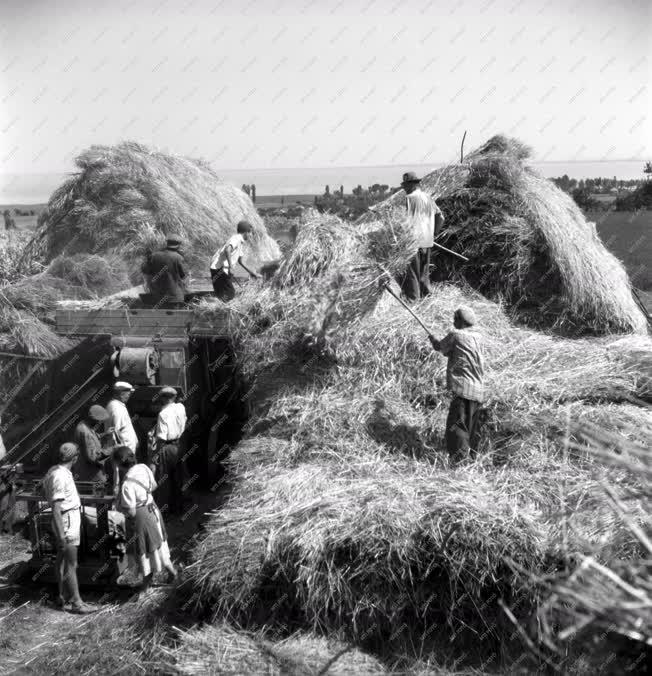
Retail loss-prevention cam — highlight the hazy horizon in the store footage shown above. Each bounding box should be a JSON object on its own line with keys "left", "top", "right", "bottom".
{"left": 1, "top": 158, "right": 647, "bottom": 205}
{"left": 1, "top": 0, "right": 650, "bottom": 176}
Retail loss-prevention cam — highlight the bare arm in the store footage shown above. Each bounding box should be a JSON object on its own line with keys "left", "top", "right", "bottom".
{"left": 225, "top": 245, "right": 236, "bottom": 276}
{"left": 51, "top": 501, "right": 67, "bottom": 546}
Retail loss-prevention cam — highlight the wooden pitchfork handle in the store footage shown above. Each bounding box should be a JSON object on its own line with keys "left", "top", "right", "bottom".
{"left": 381, "top": 283, "right": 434, "bottom": 337}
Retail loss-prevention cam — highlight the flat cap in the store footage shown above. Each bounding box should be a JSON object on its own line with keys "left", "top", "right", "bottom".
{"left": 159, "top": 386, "right": 177, "bottom": 397}
{"left": 113, "top": 381, "right": 134, "bottom": 392}
{"left": 454, "top": 305, "right": 477, "bottom": 327}
{"left": 88, "top": 404, "right": 110, "bottom": 422}
{"left": 58, "top": 442, "right": 79, "bottom": 463}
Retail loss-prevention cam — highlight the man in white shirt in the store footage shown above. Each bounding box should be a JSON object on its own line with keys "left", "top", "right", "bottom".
{"left": 43, "top": 443, "right": 96, "bottom": 614}
{"left": 105, "top": 381, "right": 138, "bottom": 496}
{"left": 105, "top": 382, "right": 138, "bottom": 453}
{"left": 400, "top": 171, "right": 444, "bottom": 301}
{"left": 209, "top": 220, "right": 260, "bottom": 302}
{"left": 151, "top": 386, "right": 187, "bottom": 515}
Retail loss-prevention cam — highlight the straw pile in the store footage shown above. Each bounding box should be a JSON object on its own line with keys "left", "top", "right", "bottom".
{"left": 186, "top": 210, "right": 652, "bottom": 670}
{"left": 361, "top": 135, "right": 646, "bottom": 335}
{"left": 165, "top": 623, "right": 387, "bottom": 675}
{"left": 23, "top": 141, "right": 280, "bottom": 277}
{"left": 537, "top": 427, "right": 651, "bottom": 650}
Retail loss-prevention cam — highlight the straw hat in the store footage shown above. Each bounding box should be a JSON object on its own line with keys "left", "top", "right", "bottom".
{"left": 401, "top": 171, "right": 421, "bottom": 186}
{"left": 113, "top": 381, "right": 134, "bottom": 392}
{"left": 160, "top": 386, "right": 177, "bottom": 397}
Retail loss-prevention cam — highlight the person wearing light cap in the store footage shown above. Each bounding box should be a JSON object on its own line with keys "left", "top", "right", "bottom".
{"left": 400, "top": 171, "right": 444, "bottom": 302}
{"left": 141, "top": 234, "right": 188, "bottom": 308}
{"left": 105, "top": 382, "right": 138, "bottom": 454}
{"left": 73, "top": 404, "right": 113, "bottom": 483}
{"left": 151, "top": 386, "right": 187, "bottom": 515}
{"left": 43, "top": 443, "right": 97, "bottom": 613}
{"left": 428, "top": 306, "right": 485, "bottom": 460}
{"left": 209, "top": 220, "right": 260, "bottom": 303}
{"left": 104, "top": 382, "right": 138, "bottom": 496}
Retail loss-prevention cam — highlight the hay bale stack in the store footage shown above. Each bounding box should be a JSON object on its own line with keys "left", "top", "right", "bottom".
{"left": 189, "top": 443, "right": 647, "bottom": 651}
{"left": 24, "top": 141, "right": 280, "bottom": 277}
{"left": 362, "top": 135, "right": 646, "bottom": 335}
{"left": 186, "top": 272, "right": 650, "bottom": 660}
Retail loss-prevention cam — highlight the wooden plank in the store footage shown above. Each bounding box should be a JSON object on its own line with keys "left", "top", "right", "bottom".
{"left": 57, "top": 321, "right": 191, "bottom": 332}
{"left": 56, "top": 313, "right": 192, "bottom": 326}
{"left": 56, "top": 320, "right": 188, "bottom": 331}
{"left": 61, "top": 327, "right": 190, "bottom": 337}
{"left": 57, "top": 308, "right": 197, "bottom": 318}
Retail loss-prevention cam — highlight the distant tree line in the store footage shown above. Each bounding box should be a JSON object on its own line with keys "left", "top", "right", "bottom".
{"left": 551, "top": 171, "right": 649, "bottom": 212}
{"left": 314, "top": 183, "right": 401, "bottom": 219}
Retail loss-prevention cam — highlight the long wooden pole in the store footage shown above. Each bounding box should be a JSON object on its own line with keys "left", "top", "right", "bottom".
{"left": 431, "top": 240, "right": 469, "bottom": 262}
{"left": 382, "top": 284, "right": 433, "bottom": 336}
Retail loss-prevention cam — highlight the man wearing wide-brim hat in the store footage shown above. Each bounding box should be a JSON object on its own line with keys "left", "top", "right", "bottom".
{"left": 141, "top": 234, "right": 188, "bottom": 308}
{"left": 73, "top": 404, "right": 114, "bottom": 483}
{"left": 400, "top": 171, "right": 445, "bottom": 301}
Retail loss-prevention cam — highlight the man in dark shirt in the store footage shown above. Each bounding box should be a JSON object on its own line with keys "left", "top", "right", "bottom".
{"left": 73, "top": 405, "right": 112, "bottom": 483}
{"left": 141, "top": 235, "right": 188, "bottom": 308}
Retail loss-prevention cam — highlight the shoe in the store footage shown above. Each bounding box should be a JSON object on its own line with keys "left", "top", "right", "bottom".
{"left": 69, "top": 602, "right": 99, "bottom": 615}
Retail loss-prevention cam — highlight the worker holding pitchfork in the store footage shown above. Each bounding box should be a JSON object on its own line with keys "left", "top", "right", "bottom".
{"left": 400, "top": 171, "right": 445, "bottom": 302}
{"left": 429, "top": 306, "right": 485, "bottom": 460}
{"left": 382, "top": 277, "right": 484, "bottom": 461}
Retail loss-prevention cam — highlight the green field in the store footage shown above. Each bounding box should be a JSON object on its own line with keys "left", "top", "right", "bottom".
{"left": 0, "top": 204, "right": 45, "bottom": 231}
{"left": 591, "top": 209, "right": 652, "bottom": 291}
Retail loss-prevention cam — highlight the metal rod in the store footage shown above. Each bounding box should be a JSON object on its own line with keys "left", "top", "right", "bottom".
{"left": 4, "top": 367, "right": 105, "bottom": 462}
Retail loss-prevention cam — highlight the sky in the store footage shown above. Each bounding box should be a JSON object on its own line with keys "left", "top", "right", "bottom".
{"left": 0, "top": 0, "right": 650, "bottom": 174}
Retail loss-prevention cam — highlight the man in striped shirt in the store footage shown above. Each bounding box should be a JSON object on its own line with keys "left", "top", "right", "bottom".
{"left": 429, "top": 306, "right": 485, "bottom": 460}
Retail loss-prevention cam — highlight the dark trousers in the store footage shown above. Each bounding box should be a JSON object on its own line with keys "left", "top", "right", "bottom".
{"left": 211, "top": 269, "right": 236, "bottom": 302}
{"left": 154, "top": 441, "right": 185, "bottom": 515}
{"left": 401, "top": 248, "right": 431, "bottom": 301}
{"left": 445, "top": 396, "right": 481, "bottom": 460}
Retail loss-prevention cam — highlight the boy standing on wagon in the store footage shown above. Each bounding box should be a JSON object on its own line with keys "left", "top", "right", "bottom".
{"left": 209, "top": 220, "right": 260, "bottom": 302}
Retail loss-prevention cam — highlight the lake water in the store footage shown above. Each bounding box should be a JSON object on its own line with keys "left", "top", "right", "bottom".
{"left": 0, "top": 160, "right": 646, "bottom": 205}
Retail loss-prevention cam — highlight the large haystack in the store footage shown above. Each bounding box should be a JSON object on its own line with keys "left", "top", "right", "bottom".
{"left": 185, "top": 208, "right": 652, "bottom": 670}
{"left": 361, "top": 135, "right": 646, "bottom": 336}
{"left": 23, "top": 141, "right": 280, "bottom": 277}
